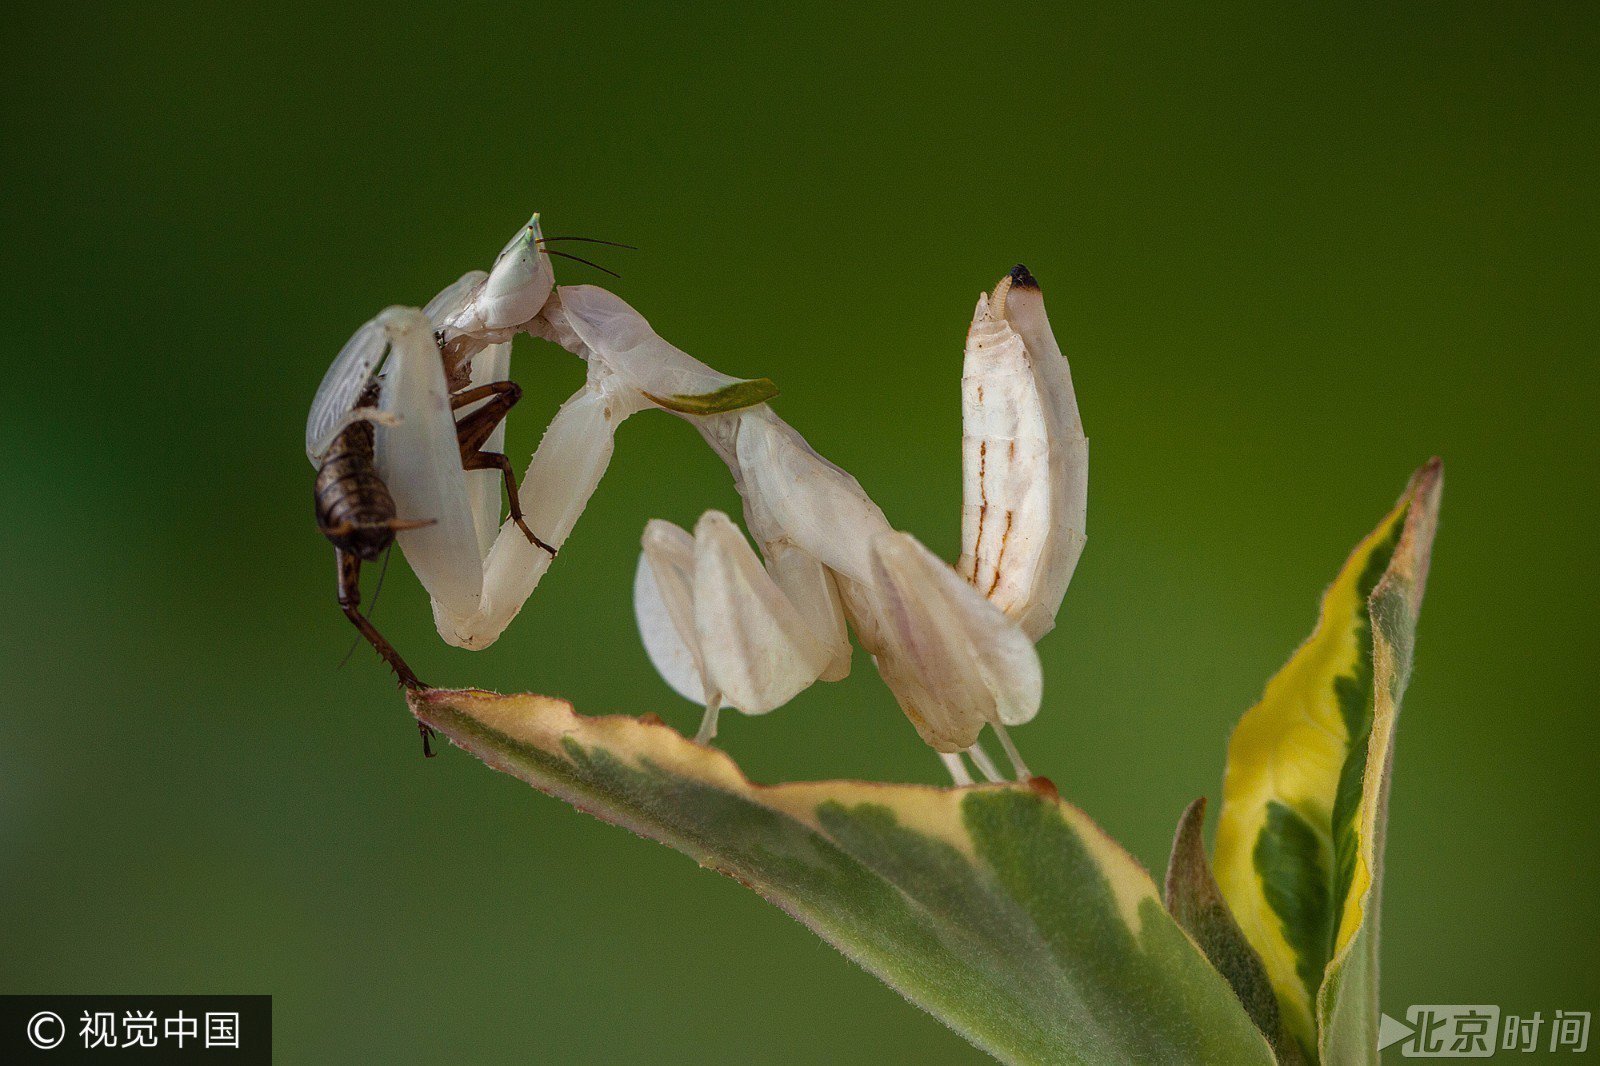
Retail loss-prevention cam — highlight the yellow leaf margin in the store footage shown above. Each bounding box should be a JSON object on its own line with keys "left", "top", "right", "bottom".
{"left": 1213, "top": 460, "right": 1441, "bottom": 1061}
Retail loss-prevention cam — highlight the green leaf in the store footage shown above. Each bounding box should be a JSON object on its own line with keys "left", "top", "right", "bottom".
{"left": 644, "top": 377, "right": 779, "bottom": 415}
{"left": 409, "top": 689, "right": 1275, "bottom": 1065}
{"left": 1165, "top": 797, "right": 1304, "bottom": 1064}
{"left": 1212, "top": 460, "right": 1442, "bottom": 1063}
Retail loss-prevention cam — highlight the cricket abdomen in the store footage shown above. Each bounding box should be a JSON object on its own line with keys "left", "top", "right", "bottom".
{"left": 314, "top": 415, "right": 398, "bottom": 561}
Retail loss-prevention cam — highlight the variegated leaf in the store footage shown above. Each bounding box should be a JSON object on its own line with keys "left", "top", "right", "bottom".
{"left": 1213, "top": 460, "right": 1442, "bottom": 1063}
{"left": 1165, "top": 797, "right": 1303, "bottom": 1065}
{"left": 410, "top": 689, "right": 1274, "bottom": 1065}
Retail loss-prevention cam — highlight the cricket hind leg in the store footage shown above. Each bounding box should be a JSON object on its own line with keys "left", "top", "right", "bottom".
{"left": 451, "top": 380, "right": 557, "bottom": 556}
{"left": 336, "top": 549, "right": 436, "bottom": 757}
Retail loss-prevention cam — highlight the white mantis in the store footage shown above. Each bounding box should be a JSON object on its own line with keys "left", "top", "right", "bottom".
{"left": 307, "top": 216, "right": 1087, "bottom": 784}
{"left": 623, "top": 265, "right": 1087, "bottom": 782}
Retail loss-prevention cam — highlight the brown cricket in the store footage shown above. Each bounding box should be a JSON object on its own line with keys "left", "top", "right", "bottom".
{"left": 313, "top": 353, "right": 556, "bottom": 756}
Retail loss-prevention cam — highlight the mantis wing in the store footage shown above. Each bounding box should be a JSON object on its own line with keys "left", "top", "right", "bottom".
{"left": 305, "top": 316, "right": 388, "bottom": 463}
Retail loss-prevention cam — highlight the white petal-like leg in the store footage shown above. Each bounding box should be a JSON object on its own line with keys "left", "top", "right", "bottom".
{"left": 687, "top": 412, "right": 852, "bottom": 683}
{"left": 762, "top": 540, "right": 851, "bottom": 682}
{"left": 635, "top": 519, "right": 710, "bottom": 705}
{"left": 425, "top": 273, "right": 502, "bottom": 558}
{"left": 692, "top": 511, "right": 834, "bottom": 714}
{"left": 557, "top": 285, "right": 755, "bottom": 401}
{"left": 635, "top": 518, "right": 724, "bottom": 742}
{"left": 373, "top": 307, "right": 483, "bottom": 620}
{"left": 734, "top": 410, "right": 892, "bottom": 586}
{"left": 862, "top": 530, "right": 1042, "bottom": 752}
{"left": 858, "top": 585, "right": 987, "bottom": 754}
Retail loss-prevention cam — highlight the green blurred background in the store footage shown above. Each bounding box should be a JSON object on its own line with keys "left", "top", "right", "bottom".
{"left": 3, "top": 2, "right": 1595, "bottom": 1062}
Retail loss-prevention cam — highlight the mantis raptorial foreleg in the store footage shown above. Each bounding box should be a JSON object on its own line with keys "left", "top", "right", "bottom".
{"left": 435, "top": 374, "right": 648, "bottom": 649}
{"left": 428, "top": 281, "right": 782, "bottom": 651}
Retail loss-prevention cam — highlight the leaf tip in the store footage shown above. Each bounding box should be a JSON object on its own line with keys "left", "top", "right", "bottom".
{"left": 1163, "top": 796, "right": 1208, "bottom": 909}
{"left": 1387, "top": 457, "right": 1444, "bottom": 601}
{"left": 1407, "top": 456, "right": 1443, "bottom": 516}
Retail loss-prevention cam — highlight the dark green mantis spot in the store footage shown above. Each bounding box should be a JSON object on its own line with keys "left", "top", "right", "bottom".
{"left": 645, "top": 378, "right": 778, "bottom": 415}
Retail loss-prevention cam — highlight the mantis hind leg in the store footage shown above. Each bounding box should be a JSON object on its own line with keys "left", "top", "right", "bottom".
{"left": 336, "top": 549, "right": 435, "bottom": 757}
{"left": 452, "top": 381, "right": 557, "bottom": 556}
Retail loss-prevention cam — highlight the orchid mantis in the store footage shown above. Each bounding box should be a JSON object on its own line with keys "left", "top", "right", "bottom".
{"left": 308, "top": 211, "right": 1086, "bottom": 784}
